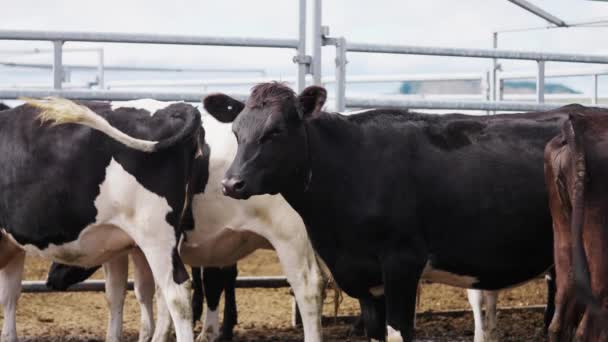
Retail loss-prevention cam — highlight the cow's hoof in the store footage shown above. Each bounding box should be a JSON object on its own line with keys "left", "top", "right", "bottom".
{"left": 484, "top": 329, "right": 499, "bottom": 342}
{"left": 196, "top": 330, "right": 220, "bottom": 342}
{"left": 0, "top": 333, "right": 18, "bottom": 342}
{"left": 138, "top": 332, "right": 154, "bottom": 342}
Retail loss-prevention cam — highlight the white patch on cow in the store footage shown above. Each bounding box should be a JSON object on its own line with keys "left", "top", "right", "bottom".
{"left": 104, "top": 254, "right": 129, "bottom": 342}
{"left": 338, "top": 108, "right": 376, "bottom": 115}
{"left": 130, "top": 249, "right": 155, "bottom": 342}
{"left": 467, "top": 289, "right": 499, "bottom": 342}
{"left": 198, "top": 308, "right": 220, "bottom": 342}
{"left": 171, "top": 112, "right": 324, "bottom": 342}
{"left": 421, "top": 261, "right": 478, "bottom": 288}
{"left": 111, "top": 99, "right": 179, "bottom": 115}
{"left": 0, "top": 249, "right": 24, "bottom": 342}
{"left": 387, "top": 325, "right": 403, "bottom": 342}
{"left": 369, "top": 285, "right": 384, "bottom": 297}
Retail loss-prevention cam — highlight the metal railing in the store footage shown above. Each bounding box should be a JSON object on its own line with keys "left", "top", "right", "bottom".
{"left": 0, "top": 0, "right": 314, "bottom": 93}
{"left": 324, "top": 35, "right": 608, "bottom": 111}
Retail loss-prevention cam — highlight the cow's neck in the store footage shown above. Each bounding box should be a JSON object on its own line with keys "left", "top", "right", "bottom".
{"left": 283, "top": 115, "right": 362, "bottom": 223}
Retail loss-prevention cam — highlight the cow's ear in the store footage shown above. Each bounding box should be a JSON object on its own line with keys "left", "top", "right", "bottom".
{"left": 298, "top": 86, "right": 327, "bottom": 119}
{"left": 202, "top": 94, "right": 245, "bottom": 123}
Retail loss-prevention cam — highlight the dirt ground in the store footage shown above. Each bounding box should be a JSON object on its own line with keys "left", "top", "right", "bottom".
{"left": 5, "top": 250, "right": 549, "bottom": 341}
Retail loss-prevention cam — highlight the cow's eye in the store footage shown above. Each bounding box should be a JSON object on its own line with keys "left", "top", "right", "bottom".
{"left": 260, "top": 128, "right": 282, "bottom": 143}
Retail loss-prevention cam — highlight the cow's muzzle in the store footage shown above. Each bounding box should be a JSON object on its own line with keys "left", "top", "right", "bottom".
{"left": 221, "top": 177, "right": 248, "bottom": 199}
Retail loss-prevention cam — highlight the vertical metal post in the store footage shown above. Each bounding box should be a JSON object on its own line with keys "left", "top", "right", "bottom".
{"left": 498, "top": 78, "right": 504, "bottom": 101}
{"left": 537, "top": 60, "right": 545, "bottom": 103}
{"left": 335, "top": 37, "right": 347, "bottom": 112}
{"left": 491, "top": 32, "right": 498, "bottom": 103}
{"left": 488, "top": 32, "right": 498, "bottom": 114}
{"left": 52, "top": 40, "right": 63, "bottom": 89}
{"left": 312, "top": 0, "right": 323, "bottom": 85}
{"left": 296, "top": 0, "right": 307, "bottom": 93}
{"left": 592, "top": 74, "right": 598, "bottom": 105}
{"left": 97, "top": 48, "right": 105, "bottom": 89}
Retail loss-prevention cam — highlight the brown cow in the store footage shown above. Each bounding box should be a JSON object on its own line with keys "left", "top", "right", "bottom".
{"left": 545, "top": 109, "right": 608, "bottom": 342}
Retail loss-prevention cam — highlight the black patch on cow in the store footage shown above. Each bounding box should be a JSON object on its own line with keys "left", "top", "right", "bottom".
{"left": 46, "top": 262, "right": 100, "bottom": 290}
{"left": 0, "top": 103, "right": 10, "bottom": 111}
{"left": 172, "top": 248, "right": 190, "bottom": 284}
{"left": 0, "top": 101, "right": 204, "bottom": 252}
{"left": 203, "top": 94, "right": 245, "bottom": 123}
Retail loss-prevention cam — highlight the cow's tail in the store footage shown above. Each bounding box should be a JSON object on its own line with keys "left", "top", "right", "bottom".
{"left": 24, "top": 97, "right": 200, "bottom": 152}
{"left": 564, "top": 114, "right": 602, "bottom": 314}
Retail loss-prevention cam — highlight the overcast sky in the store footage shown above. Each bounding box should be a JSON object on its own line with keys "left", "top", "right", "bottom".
{"left": 2, "top": 0, "right": 608, "bottom": 93}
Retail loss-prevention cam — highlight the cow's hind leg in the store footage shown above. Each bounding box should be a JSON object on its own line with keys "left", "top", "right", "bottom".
{"left": 104, "top": 254, "right": 129, "bottom": 342}
{"left": 141, "top": 244, "right": 193, "bottom": 342}
{"left": 220, "top": 265, "right": 238, "bottom": 340}
{"left": 273, "top": 241, "right": 324, "bottom": 342}
{"left": 0, "top": 250, "right": 25, "bottom": 342}
{"left": 483, "top": 290, "right": 499, "bottom": 342}
{"left": 544, "top": 268, "right": 557, "bottom": 335}
{"left": 467, "top": 289, "right": 486, "bottom": 342}
{"left": 131, "top": 248, "right": 156, "bottom": 342}
{"left": 383, "top": 256, "right": 425, "bottom": 342}
{"left": 360, "top": 297, "right": 386, "bottom": 341}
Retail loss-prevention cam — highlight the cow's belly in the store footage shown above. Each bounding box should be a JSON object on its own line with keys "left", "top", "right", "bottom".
{"left": 4, "top": 225, "right": 134, "bottom": 268}
{"left": 180, "top": 227, "right": 271, "bottom": 267}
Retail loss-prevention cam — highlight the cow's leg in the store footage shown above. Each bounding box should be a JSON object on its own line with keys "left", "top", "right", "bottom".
{"left": 467, "top": 289, "right": 486, "bottom": 342}
{"left": 131, "top": 248, "right": 156, "bottom": 342}
{"left": 383, "top": 257, "right": 425, "bottom": 342}
{"left": 220, "top": 265, "right": 238, "bottom": 340}
{"left": 103, "top": 254, "right": 129, "bottom": 342}
{"left": 575, "top": 310, "right": 591, "bottom": 342}
{"left": 350, "top": 303, "right": 366, "bottom": 336}
{"left": 360, "top": 297, "right": 386, "bottom": 342}
{"left": 153, "top": 288, "right": 174, "bottom": 342}
{"left": 273, "top": 242, "right": 324, "bottom": 342}
{"left": 197, "top": 267, "right": 223, "bottom": 342}
{"left": 0, "top": 250, "right": 24, "bottom": 342}
{"left": 140, "top": 244, "right": 193, "bottom": 342}
{"left": 544, "top": 268, "right": 557, "bottom": 334}
{"left": 191, "top": 267, "right": 204, "bottom": 325}
{"left": 483, "top": 291, "right": 499, "bottom": 342}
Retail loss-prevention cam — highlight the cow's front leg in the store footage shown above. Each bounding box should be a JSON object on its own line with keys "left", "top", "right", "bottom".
{"left": 219, "top": 265, "right": 238, "bottom": 340}
{"left": 196, "top": 266, "right": 223, "bottom": 342}
{"left": 103, "top": 254, "right": 129, "bottom": 342}
{"left": 131, "top": 248, "right": 156, "bottom": 342}
{"left": 383, "top": 255, "right": 424, "bottom": 342}
{"left": 0, "top": 249, "right": 24, "bottom": 342}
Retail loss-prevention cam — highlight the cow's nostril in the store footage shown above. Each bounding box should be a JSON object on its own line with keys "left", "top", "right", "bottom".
{"left": 233, "top": 180, "right": 245, "bottom": 191}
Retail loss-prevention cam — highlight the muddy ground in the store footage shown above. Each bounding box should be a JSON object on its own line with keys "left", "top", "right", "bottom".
{"left": 5, "top": 250, "right": 549, "bottom": 341}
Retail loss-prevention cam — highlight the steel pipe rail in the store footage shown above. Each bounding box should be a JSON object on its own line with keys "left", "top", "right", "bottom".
{"left": 0, "top": 88, "right": 248, "bottom": 103}
{"left": 22, "top": 276, "right": 289, "bottom": 293}
{"left": 344, "top": 96, "right": 578, "bottom": 112}
{"left": 0, "top": 62, "right": 267, "bottom": 74}
{"left": 345, "top": 42, "right": 608, "bottom": 64}
{"left": 0, "top": 30, "right": 299, "bottom": 49}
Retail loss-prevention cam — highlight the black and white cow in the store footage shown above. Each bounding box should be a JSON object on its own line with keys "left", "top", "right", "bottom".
{"left": 204, "top": 82, "right": 569, "bottom": 342}
{"left": 44, "top": 99, "right": 326, "bottom": 342}
{"left": 0, "top": 98, "right": 207, "bottom": 342}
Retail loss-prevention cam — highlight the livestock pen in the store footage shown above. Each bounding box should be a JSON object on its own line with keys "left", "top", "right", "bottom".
{"left": 1, "top": 0, "right": 608, "bottom": 341}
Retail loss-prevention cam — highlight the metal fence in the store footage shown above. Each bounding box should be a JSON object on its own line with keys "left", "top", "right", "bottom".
{"left": 0, "top": 0, "right": 607, "bottom": 311}
{"left": 323, "top": 35, "right": 608, "bottom": 111}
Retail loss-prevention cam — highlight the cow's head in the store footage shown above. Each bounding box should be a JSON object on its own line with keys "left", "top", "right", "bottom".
{"left": 203, "top": 82, "right": 326, "bottom": 199}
